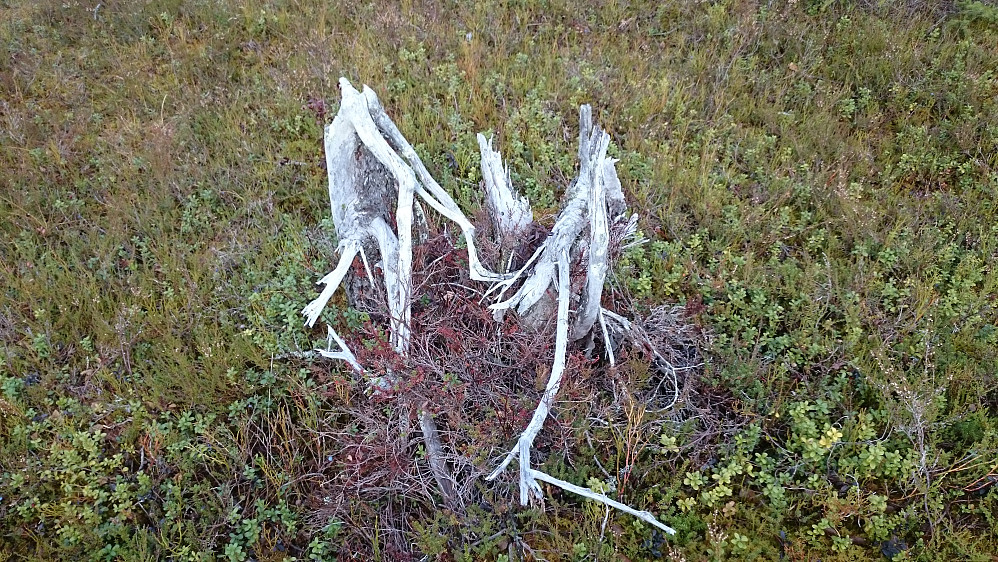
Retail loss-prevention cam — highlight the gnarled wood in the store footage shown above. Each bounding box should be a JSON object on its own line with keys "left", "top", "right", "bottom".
{"left": 305, "top": 78, "right": 675, "bottom": 535}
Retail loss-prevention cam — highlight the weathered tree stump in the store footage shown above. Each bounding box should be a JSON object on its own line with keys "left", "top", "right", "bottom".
{"left": 303, "top": 78, "right": 676, "bottom": 535}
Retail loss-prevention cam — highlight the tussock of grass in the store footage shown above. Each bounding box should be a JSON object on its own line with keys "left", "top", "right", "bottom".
{"left": 1, "top": 0, "right": 996, "bottom": 559}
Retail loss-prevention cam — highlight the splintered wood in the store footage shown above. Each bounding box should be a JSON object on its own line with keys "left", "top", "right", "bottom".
{"left": 303, "top": 78, "right": 676, "bottom": 535}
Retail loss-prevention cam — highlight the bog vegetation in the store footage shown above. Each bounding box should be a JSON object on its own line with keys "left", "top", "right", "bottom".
{"left": 1, "top": 0, "right": 996, "bottom": 560}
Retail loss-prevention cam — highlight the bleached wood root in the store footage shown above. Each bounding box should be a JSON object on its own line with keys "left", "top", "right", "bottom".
{"left": 529, "top": 469, "right": 676, "bottom": 535}
{"left": 316, "top": 326, "right": 363, "bottom": 374}
{"left": 487, "top": 106, "right": 617, "bottom": 480}
{"left": 303, "top": 240, "right": 359, "bottom": 329}
{"left": 571, "top": 141, "right": 611, "bottom": 341}
{"left": 486, "top": 249, "right": 572, "bottom": 502}
{"left": 362, "top": 86, "right": 509, "bottom": 284}
{"left": 487, "top": 193, "right": 587, "bottom": 319}
{"left": 486, "top": 256, "right": 674, "bottom": 532}
{"left": 598, "top": 308, "right": 617, "bottom": 367}
{"left": 482, "top": 106, "right": 674, "bottom": 534}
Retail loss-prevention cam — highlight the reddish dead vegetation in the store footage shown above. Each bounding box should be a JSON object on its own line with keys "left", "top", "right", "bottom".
{"left": 292, "top": 223, "right": 709, "bottom": 558}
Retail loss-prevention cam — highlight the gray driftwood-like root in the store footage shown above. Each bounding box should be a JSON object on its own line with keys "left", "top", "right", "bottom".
{"left": 304, "top": 78, "right": 675, "bottom": 536}
{"left": 481, "top": 106, "right": 675, "bottom": 535}
{"left": 303, "top": 78, "right": 510, "bottom": 360}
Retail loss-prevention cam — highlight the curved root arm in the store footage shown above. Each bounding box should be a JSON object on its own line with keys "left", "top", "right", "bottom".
{"left": 303, "top": 240, "right": 359, "bottom": 328}
{"left": 530, "top": 470, "right": 676, "bottom": 535}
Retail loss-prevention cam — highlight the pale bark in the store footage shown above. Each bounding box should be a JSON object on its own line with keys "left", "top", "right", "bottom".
{"left": 530, "top": 469, "right": 676, "bottom": 535}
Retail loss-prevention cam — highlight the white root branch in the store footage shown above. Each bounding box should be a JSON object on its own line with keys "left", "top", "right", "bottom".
{"left": 303, "top": 239, "right": 359, "bottom": 329}
{"left": 304, "top": 78, "right": 675, "bottom": 535}
{"left": 316, "top": 326, "right": 363, "bottom": 374}
{"left": 303, "top": 78, "right": 509, "bottom": 361}
{"left": 529, "top": 469, "right": 676, "bottom": 535}
{"left": 486, "top": 248, "right": 572, "bottom": 503}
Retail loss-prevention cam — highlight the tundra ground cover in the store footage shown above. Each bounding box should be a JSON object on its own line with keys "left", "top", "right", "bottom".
{"left": 1, "top": 0, "right": 996, "bottom": 559}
